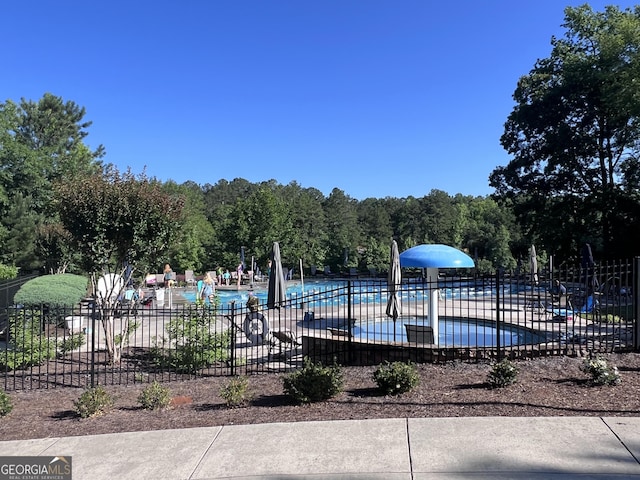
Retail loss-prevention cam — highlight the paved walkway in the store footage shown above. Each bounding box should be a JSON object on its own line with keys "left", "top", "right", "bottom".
{"left": 2, "top": 417, "right": 640, "bottom": 479}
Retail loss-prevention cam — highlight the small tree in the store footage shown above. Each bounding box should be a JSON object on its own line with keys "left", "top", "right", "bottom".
{"left": 54, "top": 168, "right": 184, "bottom": 364}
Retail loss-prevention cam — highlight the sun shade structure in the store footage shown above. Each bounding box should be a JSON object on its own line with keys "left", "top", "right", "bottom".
{"left": 399, "top": 244, "right": 474, "bottom": 346}
{"left": 399, "top": 244, "right": 475, "bottom": 268}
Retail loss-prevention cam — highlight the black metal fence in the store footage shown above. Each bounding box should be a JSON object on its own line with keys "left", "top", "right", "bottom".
{"left": 1, "top": 259, "right": 637, "bottom": 391}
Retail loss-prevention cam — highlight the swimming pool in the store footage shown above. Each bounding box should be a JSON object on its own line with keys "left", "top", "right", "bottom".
{"left": 182, "top": 279, "right": 500, "bottom": 308}
{"left": 350, "top": 317, "right": 547, "bottom": 347}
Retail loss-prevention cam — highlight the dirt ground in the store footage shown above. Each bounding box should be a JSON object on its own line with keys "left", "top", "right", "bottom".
{"left": 2, "top": 352, "right": 640, "bottom": 441}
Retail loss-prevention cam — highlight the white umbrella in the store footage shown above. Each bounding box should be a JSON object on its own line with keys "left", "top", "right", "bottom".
{"left": 530, "top": 245, "right": 539, "bottom": 286}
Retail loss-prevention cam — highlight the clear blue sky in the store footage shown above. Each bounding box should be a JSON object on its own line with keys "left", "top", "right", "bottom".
{"left": 2, "top": 1, "right": 634, "bottom": 200}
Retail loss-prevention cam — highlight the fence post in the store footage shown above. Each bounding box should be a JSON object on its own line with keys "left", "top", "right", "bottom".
{"left": 634, "top": 258, "right": 640, "bottom": 351}
{"left": 347, "top": 280, "right": 353, "bottom": 364}
{"left": 496, "top": 269, "right": 502, "bottom": 362}
{"left": 229, "top": 302, "right": 236, "bottom": 376}
{"left": 90, "top": 298, "right": 96, "bottom": 388}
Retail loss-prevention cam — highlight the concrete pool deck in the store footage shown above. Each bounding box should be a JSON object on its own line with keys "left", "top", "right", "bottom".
{"left": 3, "top": 416, "right": 640, "bottom": 479}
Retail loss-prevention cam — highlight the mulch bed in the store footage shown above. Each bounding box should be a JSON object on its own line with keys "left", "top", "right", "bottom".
{"left": 2, "top": 352, "right": 640, "bottom": 441}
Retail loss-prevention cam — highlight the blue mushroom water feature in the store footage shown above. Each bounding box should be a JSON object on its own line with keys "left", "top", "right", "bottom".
{"left": 399, "top": 244, "right": 475, "bottom": 345}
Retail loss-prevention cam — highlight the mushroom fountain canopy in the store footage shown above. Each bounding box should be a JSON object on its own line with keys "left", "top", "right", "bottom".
{"left": 399, "top": 244, "right": 475, "bottom": 269}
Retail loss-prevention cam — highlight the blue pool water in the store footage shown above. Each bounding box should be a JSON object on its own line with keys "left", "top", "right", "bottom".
{"left": 180, "top": 280, "right": 547, "bottom": 347}
{"left": 182, "top": 279, "right": 501, "bottom": 308}
{"left": 351, "top": 318, "right": 546, "bottom": 347}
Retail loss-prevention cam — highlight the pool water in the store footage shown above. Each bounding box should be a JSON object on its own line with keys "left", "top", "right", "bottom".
{"left": 351, "top": 318, "right": 546, "bottom": 347}
{"left": 183, "top": 279, "right": 499, "bottom": 308}
{"left": 180, "top": 279, "right": 546, "bottom": 348}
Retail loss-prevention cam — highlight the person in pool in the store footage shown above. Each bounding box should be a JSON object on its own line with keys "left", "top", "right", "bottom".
{"left": 199, "top": 273, "right": 215, "bottom": 303}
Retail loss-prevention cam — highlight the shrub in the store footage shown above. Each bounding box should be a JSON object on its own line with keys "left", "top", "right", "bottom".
{"left": 14, "top": 274, "right": 88, "bottom": 307}
{"left": 0, "top": 390, "right": 13, "bottom": 417}
{"left": 283, "top": 357, "right": 343, "bottom": 404}
{"left": 137, "top": 381, "right": 172, "bottom": 410}
{"left": 373, "top": 361, "right": 419, "bottom": 395}
{"left": 74, "top": 386, "right": 114, "bottom": 418}
{"left": 151, "top": 306, "right": 231, "bottom": 374}
{"left": 487, "top": 359, "right": 519, "bottom": 388}
{"left": 581, "top": 356, "right": 621, "bottom": 386}
{"left": 58, "top": 333, "right": 86, "bottom": 355}
{"left": 0, "top": 310, "right": 57, "bottom": 370}
{"left": 0, "top": 264, "right": 18, "bottom": 280}
{"left": 220, "top": 376, "right": 251, "bottom": 407}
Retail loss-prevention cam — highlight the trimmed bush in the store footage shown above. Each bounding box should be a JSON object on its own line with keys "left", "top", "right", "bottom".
{"left": 283, "top": 357, "right": 343, "bottom": 404}
{"left": 0, "top": 310, "right": 57, "bottom": 370}
{"left": 74, "top": 386, "right": 114, "bottom": 418}
{"left": 137, "top": 381, "right": 172, "bottom": 410}
{"left": 151, "top": 306, "right": 231, "bottom": 374}
{"left": 487, "top": 359, "right": 519, "bottom": 388}
{"left": 14, "top": 274, "right": 88, "bottom": 307}
{"left": 220, "top": 376, "right": 251, "bottom": 407}
{"left": 58, "top": 333, "right": 86, "bottom": 355}
{"left": 373, "top": 361, "right": 419, "bottom": 395}
{"left": 0, "top": 390, "right": 13, "bottom": 417}
{"left": 582, "top": 356, "right": 621, "bottom": 386}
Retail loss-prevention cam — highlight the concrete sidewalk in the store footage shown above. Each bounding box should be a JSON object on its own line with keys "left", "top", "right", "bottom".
{"left": 2, "top": 417, "right": 640, "bottom": 479}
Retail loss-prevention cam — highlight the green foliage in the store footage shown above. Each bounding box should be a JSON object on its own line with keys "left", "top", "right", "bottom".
{"left": 0, "top": 94, "right": 103, "bottom": 271}
{"left": 114, "top": 320, "right": 139, "bottom": 347}
{"left": 137, "top": 381, "right": 172, "bottom": 410}
{"left": 151, "top": 306, "right": 231, "bottom": 374}
{"left": 0, "top": 263, "right": 18, "bottom": 280}
{"left": 487, "top": 359, "right": 519, "bottom": 388}
{"left": 581, "top": 356, "right": 621, "bottom": 386}
{"left": 220, "top": 376, "right": 251, "bottom": 407}
{"left": 74, "top": 386, "right": 114, "bottom": 418}
{"left": 54, "top": 167, "right": 184, "bottom": 276}
{"left": 35, "top": 222, "right": 77, "bottom": 275}
{"left": 373, "top": 361, "right": 420, "bottom": 395}
{"left": 282, "top": 357, "right": 343, "bottom": 404}
{"left": 0, "top": 310, "right": 57, "bottom": 370}
{"left": 0, "top": 390, "right": 13, "bottom": 417}
{"left": 14, "top": 274, "right": 88, "bottom": 307}
{"left": 492, "top": 5, "right": 640, "bottom": 260}
{"left": 57, "top": 333, "right": 86, "bottom": 355}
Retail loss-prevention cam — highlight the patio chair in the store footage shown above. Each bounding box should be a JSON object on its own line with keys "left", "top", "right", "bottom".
{"left": 185, "top": 270, "right": 196, "bottom": 286}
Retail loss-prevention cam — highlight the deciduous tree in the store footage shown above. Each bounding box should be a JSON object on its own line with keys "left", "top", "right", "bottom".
{"left": 491, "top": 5, "right": 640, "bottom": 260}
{"left": 54, "top": 168, "right": 184, "bottom": 364}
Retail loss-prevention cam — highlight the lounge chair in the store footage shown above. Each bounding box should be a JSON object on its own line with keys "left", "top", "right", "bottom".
{"left": 268, "top": 329, "right": 301, "bottom": 360}
{"left": 185, "top": 270, "right": 196, "bottom": 286}
{"left": 545, "top": 293, "right": 575, "bottom": 321}
{"left": 145, "top": 274, "right": 157, "bottom": 287}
